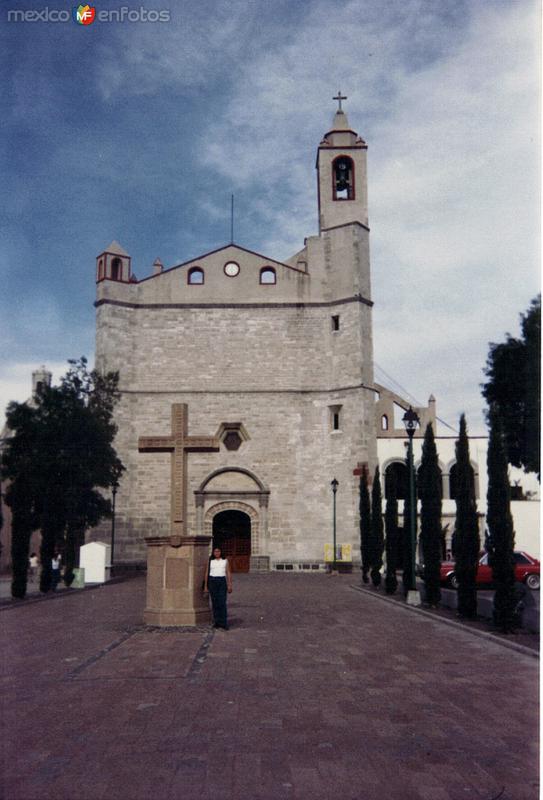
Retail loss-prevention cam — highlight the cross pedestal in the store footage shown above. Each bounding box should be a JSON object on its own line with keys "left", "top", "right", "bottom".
{"left": 144, "top": 535, "right": 212, "bottom": 626}
{"left": 138, "top": 403, "right": 220, "bottom": 627}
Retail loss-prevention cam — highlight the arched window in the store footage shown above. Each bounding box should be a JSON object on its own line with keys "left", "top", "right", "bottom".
{"left": 111, "top": 257, "right": 121, "bottom": 281}
{"left": 332, "top": 156, "right": 355, "bottom": 200}
{"left": 417, "top": 464, "right": 443, "bottom": 500}
{"left": 260, "top": 267, "right": 276, "bottom": 285}
{"left": 381, "top": 414, "right": 389, "bottom": 431}
{"left": 98, "top": 258, "right": 104, "bottom": 280}
{"left": 188, "top": 267, "right": 204, "bottom": 285}
{"left": 384, "top": 461, "right": 407, "bottom": 500}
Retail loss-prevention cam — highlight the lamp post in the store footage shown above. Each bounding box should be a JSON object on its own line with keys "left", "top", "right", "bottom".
{"left": 110, "top": 479, "right": 119, "bottom": 575}
{"left": 331, "top": 478, "right": 339, "bottom": 575}
{"left": 402, "top": 406, "right": 421, "bottom": 606}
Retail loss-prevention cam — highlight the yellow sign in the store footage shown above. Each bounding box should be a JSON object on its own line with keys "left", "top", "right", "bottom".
{"left": 324, "top": 543, "right": 352, "bottom": 563}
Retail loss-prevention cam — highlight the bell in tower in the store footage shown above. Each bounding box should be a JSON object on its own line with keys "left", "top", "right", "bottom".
{"left": 333, "top": 156, "right": 354, "bottom": 200}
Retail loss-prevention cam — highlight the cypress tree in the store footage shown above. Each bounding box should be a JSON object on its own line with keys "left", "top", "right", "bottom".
{"left": 402, "top": 452, "right": 417, "bottom": 596}
{"left": 370, "top": 467, "right": 384, "bottom": 587}
{"left": 453, "top": 414, "right": 480, "bottom": 618}
{"left": 486, "top": 408, "right": 517, "bottom": 632}
{"left": 359, "top": 469, "right": 371, "bottom": 584}
{"left": 419, "top": 423, "right": 442, "bottom": 607}
{"left": 384, "top": 469, "right": 398, "bottom": 594}
{"left": 10, "top": 502, "right": 34, "bottom": 599}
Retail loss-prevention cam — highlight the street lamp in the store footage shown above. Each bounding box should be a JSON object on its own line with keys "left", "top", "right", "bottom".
{"left": 331, "top": 478, "right": 339, "bottom": 575}
{"left": 110, "top": 478, "right": 119, "bottom": 575}
{"left": 402, "top": 406, "right": 421, "bottom": 606}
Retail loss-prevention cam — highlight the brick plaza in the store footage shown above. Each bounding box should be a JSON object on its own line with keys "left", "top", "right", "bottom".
{"left": 1, "top": 574, "right": 539, "bottom": 800}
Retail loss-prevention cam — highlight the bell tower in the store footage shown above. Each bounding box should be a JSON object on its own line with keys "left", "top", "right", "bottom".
{"left": 316, "top": 92, "right": 368, "bottom": 233}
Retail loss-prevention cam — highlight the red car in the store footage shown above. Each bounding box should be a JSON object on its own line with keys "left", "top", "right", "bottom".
{"left": 440, "top": 551, "right": 540, "bottom": 590}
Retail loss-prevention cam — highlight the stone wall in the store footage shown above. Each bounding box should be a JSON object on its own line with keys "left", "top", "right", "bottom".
{"left": 91, "top": 384, "right": 377, "bottom": 565}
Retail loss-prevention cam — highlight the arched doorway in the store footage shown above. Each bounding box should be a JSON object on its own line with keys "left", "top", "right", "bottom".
{"left": 384, "top": 461, "right": 407, "bottom": 500}
{"left": 212, "top": 509, "right": 251, "bottom": 573}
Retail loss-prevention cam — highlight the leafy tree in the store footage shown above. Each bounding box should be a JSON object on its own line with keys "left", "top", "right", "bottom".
{"left": 419, "top": 423, "right": 442, "bottom": 607}
{"left": 384, "top": 469, "right": 398, "bottom": 594}
{"left": 482, "top": 295, "right": 540, "bottom": 477}
{"left": 453, "top": 414, "right": 480, "bottom": 618}
{"left": 486, "top": 408, "right": 517, "bottom": 632}
{"left": 1, "top": 358, "right": 124, "bottom": 598}
{"left": 359, "top": 469, "right": 371, "bottom": 584}
{"left": 369, "top": 467, "right": 384, "bottom": 587}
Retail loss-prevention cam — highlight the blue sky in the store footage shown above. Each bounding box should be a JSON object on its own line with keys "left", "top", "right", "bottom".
{"left": 1, "top": 0, "right": 540, "bottom": 435}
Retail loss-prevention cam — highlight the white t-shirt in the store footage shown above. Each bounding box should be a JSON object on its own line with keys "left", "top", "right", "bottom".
{"left": 209, "top": 558, "right": 227, "bottom": 577}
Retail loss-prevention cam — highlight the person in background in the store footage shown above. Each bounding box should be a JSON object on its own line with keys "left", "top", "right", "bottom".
{"left": 51, "top": 552, "right": 62, "bottom": 591}
{"left": 29, "top": 552, "right": 39, "bottom": 582}
{"left": 203, "top": 546, "right": 232, "bottom": 630}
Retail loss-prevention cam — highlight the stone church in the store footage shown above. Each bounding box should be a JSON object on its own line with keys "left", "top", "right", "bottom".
{"left": 93, "top": 101, "right": 382, "bottom": 573}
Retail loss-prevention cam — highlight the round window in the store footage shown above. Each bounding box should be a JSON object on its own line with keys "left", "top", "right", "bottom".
{"left": 224, "top": 261, "right": 240, "bottom": 277}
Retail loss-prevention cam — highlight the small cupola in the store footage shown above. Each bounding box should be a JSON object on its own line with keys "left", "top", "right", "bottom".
{"left": 32, "top": 365, "right": 52, "bottom": 398}
{"left": 320, "top": 92, "right": 365, "bottom": 148}
{"left": 96, "top": 241, "right": 131, "bottom": 283}
{"left": 153, "top": 258, "right": 164, "bottom": 276}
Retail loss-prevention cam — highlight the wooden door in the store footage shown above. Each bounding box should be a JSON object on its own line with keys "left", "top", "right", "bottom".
{"left": 212, "top": 509, "right": 251, "bottom": 573}
{"left": 219, "top": 535, "right": 251, "bottom": 573}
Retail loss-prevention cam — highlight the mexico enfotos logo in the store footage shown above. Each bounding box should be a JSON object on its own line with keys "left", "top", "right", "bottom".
{"left": 7, "top": 6, "right": 171, "bottom": 23}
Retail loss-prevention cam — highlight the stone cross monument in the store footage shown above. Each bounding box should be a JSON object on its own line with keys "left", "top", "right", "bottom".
{"left": 139, "top": 403, "right": 219, "bottom": 626}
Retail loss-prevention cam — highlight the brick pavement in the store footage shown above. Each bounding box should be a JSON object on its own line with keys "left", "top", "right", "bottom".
{"left": 1, "top": 574, "right": 539, "bottom": 800}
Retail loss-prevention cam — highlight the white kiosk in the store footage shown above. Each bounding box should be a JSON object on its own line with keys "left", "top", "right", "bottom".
{"left": 79, "top": 541, "right": 111, "bottom": 584}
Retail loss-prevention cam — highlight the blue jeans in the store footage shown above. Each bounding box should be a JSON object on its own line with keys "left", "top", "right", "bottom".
{"left": 51, "top": 569, "right": 61, "bottom": 591}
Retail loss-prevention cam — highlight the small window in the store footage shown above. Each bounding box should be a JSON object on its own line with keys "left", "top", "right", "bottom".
{"left": 329, "top": 404, "right": 342, "bottom": 432}
{"left": 331, "top": 315, "right": 340, "bottom": 331}
{"left": 381, "top": 414, "right": 389, "bottom": 431}
{"left": 513, "top": 553, "right": 531, "bottom": 564}
{"left": 188, "top": 267, "right": 204, "bottom": 285}
{"left": 260, "top": 267, "right": 276, "bottom": 284}
{"left": 111, "top": 257, "right": 121, "bottom": 281}
{"left": 98, "top": 258, "right": 104, "bottom": 280}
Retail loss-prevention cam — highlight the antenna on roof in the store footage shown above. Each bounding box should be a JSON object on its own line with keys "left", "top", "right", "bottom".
{"left": 230, "top": 194, "right": 234, "bottom": 244}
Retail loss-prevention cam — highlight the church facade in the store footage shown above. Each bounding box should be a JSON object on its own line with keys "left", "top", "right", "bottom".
{"left": 93, "top": 103, "right": 378, "bottom": 571}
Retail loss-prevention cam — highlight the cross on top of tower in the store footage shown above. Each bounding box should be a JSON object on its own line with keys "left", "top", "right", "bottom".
{"left": 333, "top": 91, "right": 347, "bottom": 112}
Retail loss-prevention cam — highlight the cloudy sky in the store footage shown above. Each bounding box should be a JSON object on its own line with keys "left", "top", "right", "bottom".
{"left": 1, "top": 0, "right": 540, "bottom": 435}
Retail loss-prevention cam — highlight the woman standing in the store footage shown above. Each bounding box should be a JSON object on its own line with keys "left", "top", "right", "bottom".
{"left": 204, "top": 546, "right": 232, "bottom": 629}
